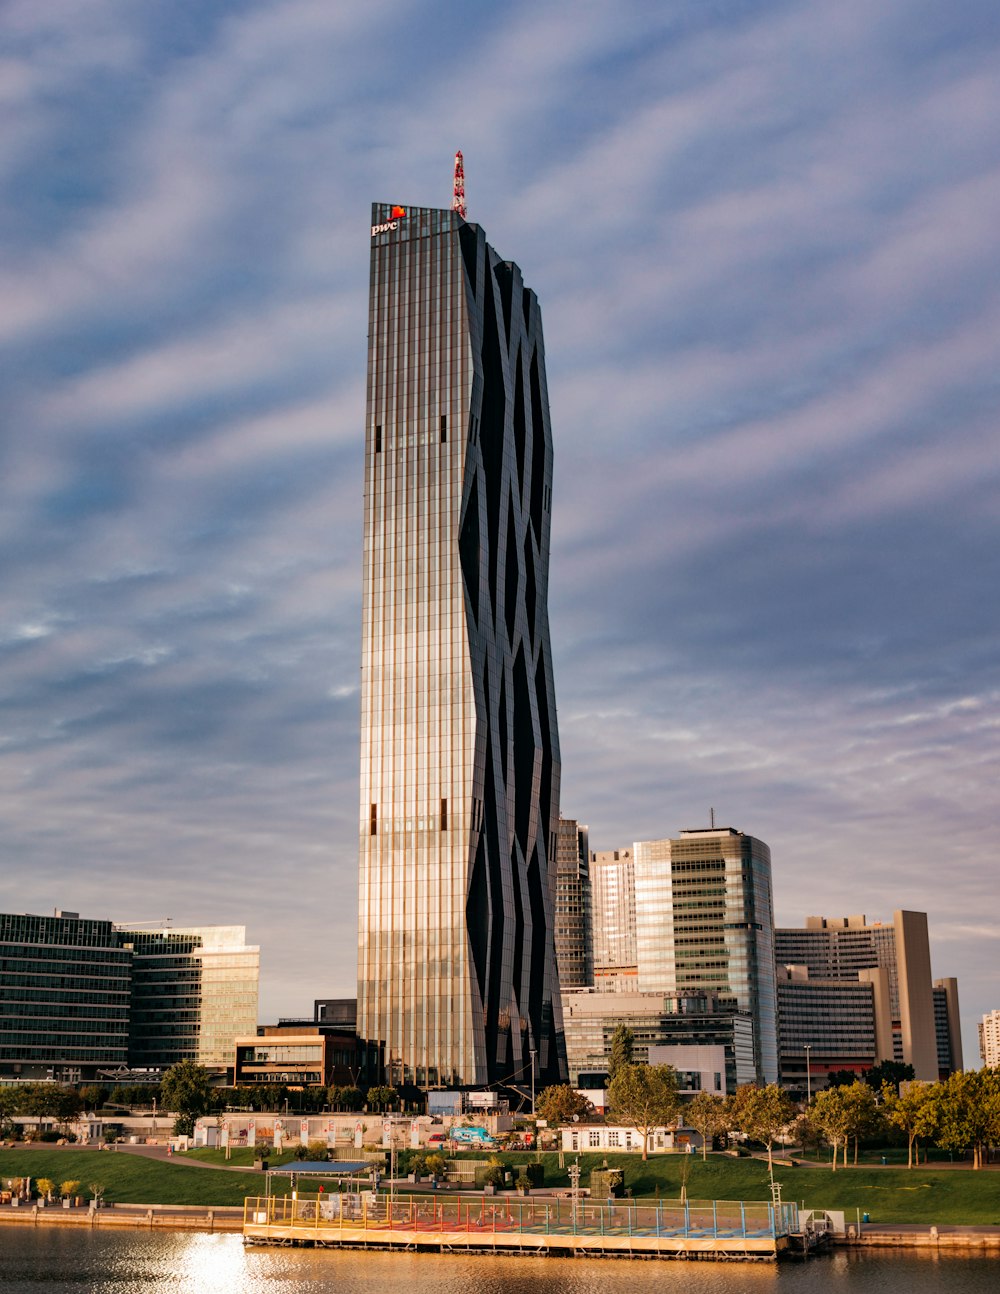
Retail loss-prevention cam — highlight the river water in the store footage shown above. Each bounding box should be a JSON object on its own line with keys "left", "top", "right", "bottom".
{"left": 0, "top": 1231, "right": 996, "bottom": 1294}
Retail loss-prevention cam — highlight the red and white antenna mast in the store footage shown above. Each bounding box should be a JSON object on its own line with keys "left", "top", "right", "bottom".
{"left": 452, "top": 150, "right": 467, "bottom": 219}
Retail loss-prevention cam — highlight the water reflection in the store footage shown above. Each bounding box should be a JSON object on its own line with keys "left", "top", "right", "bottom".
{"left": 0, "top": 1229, "right": 996, "bottom": 1293}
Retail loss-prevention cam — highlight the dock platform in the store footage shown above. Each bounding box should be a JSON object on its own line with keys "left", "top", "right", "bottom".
{"left": 243, "top": 1193, "right": 796, "bottom": 1261}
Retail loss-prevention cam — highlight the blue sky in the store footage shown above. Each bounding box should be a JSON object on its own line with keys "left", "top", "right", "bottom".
{"left": 2, "top": 0, "right": 998, "bottom": 1058}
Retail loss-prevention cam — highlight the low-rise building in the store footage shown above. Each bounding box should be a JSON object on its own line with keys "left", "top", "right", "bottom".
{"left": 561, "top": 987, "right": 755, "bottom": 1093}
{"left": 233, "top": 1022, "right": 377, "bottom": 1089}
{"left": 559, "top": 1123, "right": 701, "bottom": 1154}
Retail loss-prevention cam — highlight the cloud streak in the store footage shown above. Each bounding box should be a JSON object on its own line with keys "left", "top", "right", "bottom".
{"left": 1, "top": 0, "right": 998, "bottom": 1056}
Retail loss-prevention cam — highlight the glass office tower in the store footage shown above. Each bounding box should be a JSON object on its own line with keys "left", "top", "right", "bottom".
{"left": 358, "top": 202, "right": 565, "bottom": 1089}
{"left": 633, "top": 828, "right": 779, "bottom": 1084}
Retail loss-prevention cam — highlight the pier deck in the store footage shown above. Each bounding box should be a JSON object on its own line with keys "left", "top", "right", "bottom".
{"left": 243, "top": 1193, "right": 795, "bottom": 1261}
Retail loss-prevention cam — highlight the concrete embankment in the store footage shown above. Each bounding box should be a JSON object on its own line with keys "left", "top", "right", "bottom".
{"left": 0, "top": 1203, "right": 243, "bottom": 1233}
{"left": 836, "top": 1225, "right": 1000, "bottom": 1252}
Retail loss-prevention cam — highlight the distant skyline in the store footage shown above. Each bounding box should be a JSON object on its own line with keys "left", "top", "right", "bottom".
{"left": 1, "top": 1, "right": 998, "bottom": 1060}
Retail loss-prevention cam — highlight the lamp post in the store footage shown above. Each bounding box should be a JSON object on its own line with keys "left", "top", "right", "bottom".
{"left": 529, "top": 1048, "right": 537, "bottom": 1118}
{"left": 804, "top": 1045, "right": 812, "bottom": 1105}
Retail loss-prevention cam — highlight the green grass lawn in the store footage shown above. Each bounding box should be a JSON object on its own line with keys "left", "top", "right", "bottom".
{"left": 3, "top": 1146, "right": 999, "bottom": 1223}
{"left": 449, "top": 1150, "right": 1000, "bottom": 1225}
{"left": 185, "top": 1146, "right": 301, "bottom": 1169}
{"left": 0, "top": 1148, "right": 264, "bottom": 1207}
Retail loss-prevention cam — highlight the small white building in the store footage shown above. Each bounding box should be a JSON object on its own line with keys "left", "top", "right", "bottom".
{"left": 559, "top": 1123, "right": 702, "bottom": 1154}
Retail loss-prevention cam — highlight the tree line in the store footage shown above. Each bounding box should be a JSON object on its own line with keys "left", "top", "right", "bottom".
{"left": 534, "top": 1027, "right": 1000, "bottom": 1170}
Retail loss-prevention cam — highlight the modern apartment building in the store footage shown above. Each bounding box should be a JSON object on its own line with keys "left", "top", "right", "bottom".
{"left": 980, "top": 1009, "right": 1000, "bottom": 1068}
{"left": 0, "top": 910, "right": 259, "bottom": 1081}
{"left": 553, "top": 818, "right": 593, "bottom": 989}
{"left": 774, "top": 911, "right": 960, "bottom": 1085}
{"left": 357, "top": 200, "right": 565, "bottom": 1089}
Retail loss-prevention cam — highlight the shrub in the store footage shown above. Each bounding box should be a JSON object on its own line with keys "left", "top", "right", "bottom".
{"left": 60, "top": 1180, "right": 81, "bottom": 1199}
{"left": 36, "top": 1178, "right": 56, "bottom": 1200}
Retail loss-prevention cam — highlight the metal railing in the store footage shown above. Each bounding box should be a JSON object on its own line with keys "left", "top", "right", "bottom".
{"left": 244, "top": 1193, "right": 798, "bottom": 1240}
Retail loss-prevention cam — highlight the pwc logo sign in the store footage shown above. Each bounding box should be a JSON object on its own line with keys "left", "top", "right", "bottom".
{"left": 372, "top": 206, "right": 407, "bottom": 236}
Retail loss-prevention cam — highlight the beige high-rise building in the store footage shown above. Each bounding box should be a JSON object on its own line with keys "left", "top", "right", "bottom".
{"left": 980, "top": 1009, "right": 1000, "bottom": 1068}
{"left": 774, "top": 910, "right": 960, "bottom": 1083}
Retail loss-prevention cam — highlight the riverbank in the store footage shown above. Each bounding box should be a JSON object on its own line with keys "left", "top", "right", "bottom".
{"left": 0, "top": 1202, "right": 243, "bottom": 1233}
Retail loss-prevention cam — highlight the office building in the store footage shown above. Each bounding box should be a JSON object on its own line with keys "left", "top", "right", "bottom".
{"left": 980, "top": 1009, "right": 1000, "bottom": 1068}
{"left": 590, "top": 847, "right": 637, "bottom": 990}
{"left": 774, "top": 911, "right": 959, "bottom": 1083}
{"left": 553, "top": 818, "right": 593, "bottom": 989}
{"left": 0, "top": 911, "right": 131, "bottom": 1083}
{"left": 776, "top": 964, "right": 891, "bottom": 1090}
{"left": 234, "top": 1021, "right": 378, "bottom": 1089}
{"left": 118, "top": 924, "right": 259, "bottom": 1071}
{"left": 933, "top": 978, "right": 962, "bottom": 1079}
{"left": 357, "top": 200, "right": 565, "bottom": 1089}
{"left": 632, "top": 828, "right": 778, "bottom": 1084}
{"left": 561, "top": 987, "right": 755, "bottom": 1092}
{"left": 0, "top": 910, "right": 258, "bottom": 1081}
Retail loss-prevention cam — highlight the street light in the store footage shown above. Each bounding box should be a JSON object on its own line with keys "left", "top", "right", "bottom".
{"left": 529, "top": 1048, "right": 537, "bottom": 1118}
{"left": 804, "top": 1044, "right": 812, "bottom": 1105}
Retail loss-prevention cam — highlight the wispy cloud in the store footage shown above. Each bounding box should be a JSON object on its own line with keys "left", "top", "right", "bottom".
{"left": 1, "top": 0, "right": 998, "bottom": 1049}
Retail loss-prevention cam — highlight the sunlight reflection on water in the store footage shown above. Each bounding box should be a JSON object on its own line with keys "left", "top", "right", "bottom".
{"left": 1, "top": 1229, "right": 997, "bottom": 1294}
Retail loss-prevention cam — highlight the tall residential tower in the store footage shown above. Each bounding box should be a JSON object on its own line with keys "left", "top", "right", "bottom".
{"left": 357, "top": 200, "right": 565, "bottom": 1089}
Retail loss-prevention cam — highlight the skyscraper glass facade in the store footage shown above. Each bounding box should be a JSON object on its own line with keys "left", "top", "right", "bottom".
{"left": 633, "top": 829, "right": 778, "bottom": 1084}
{"left": 553, "top": 818, "right": 592, "bottom": 989}
{"left": 358, "top": 203, "right": 565, "bottom": 1088}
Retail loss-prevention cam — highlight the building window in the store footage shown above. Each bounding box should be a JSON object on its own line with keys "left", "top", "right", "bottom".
{"left": 440, "top": 414, "right": 447, "bottom": 443}
{"left": 441, "top": 798, "right": 448, "bottom": 831}
{"left": 375, "top": 425, "right": 382, "bottom": 453}
{"left": 370, "top": 804, "right": 378, "bottom": 836}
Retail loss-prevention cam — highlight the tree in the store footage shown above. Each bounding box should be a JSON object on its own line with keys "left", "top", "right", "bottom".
{"left": 728, "top": 1084, "right": 794, "bottom": 1172}
{"left": 863, "top": 1061, "right": 914, "bottom": 1094}
{"left": 935, "top": 1069, "right": 1000, "bottom": 1170}
{"left": 881, "top": 1081, "right": 939, "bottom": 1169}
{"left": 0, "top": 1086, "right": 18, "bottom": 1137}
{"left": 607, "top": 1026, "right": 635, "bottom": 1083}
{"left": 840, "top": 1080, "right": 882, "bottom": 1166}
{"left": 364, "top": 1085, "right": 398, "bottom": 1112}
{"left": 79, "top": 1086, "right": 109, "bottom": 1112}
{"left": 825, "top": 1070, "right": 859, "bottom": 1089}
{"left": 535, "top": 1084, "right": 594, "bottom": 1126}
{"left": 329, "top": 1085, "right": 363, "bottom": 1112}
{"left": 810, "top": 1087, "right": 854, "bottom": 1171}
{"left": 685, "top": 1091, "right": 730, "bottom": 1160}
{"left": 161, "top": 1061, "right": 215, "bottom": 1136}
{"left": 607, "top": 1064, "right": 679, "bottom": 1160}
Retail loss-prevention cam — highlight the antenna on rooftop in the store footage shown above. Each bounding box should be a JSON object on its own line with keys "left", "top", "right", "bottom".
{"left": 710, "top": 807, "right": 715, "bottom": 829}
{"left": 452, "top": 150, "right": 467, "bottom": 219}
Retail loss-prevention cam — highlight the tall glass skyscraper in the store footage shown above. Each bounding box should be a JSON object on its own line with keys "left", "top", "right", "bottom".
{"left": 633, "top": 828, "right": 779, "bottom": 1085}
{"left": 357, "top": 202, "right": 566, "bottom": 1089}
